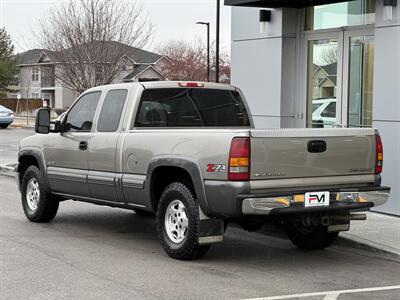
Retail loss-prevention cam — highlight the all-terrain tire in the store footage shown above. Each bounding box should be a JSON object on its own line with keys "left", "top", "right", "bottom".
{"left": 286, "top": 223, "right": 338, "bottom": 250}
{"left": 21, "top": 165, "right": 59, "bottom": 222}
{"left": 156, "top": 182, "right": 210, "bottom": 260}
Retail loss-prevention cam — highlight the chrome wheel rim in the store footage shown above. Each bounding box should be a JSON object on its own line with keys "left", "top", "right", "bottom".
{"left": 26, "top": 178, "right": 40, "bottom": 211}
{"left": 164, "top": 200, "right": 189, "bottom": 244}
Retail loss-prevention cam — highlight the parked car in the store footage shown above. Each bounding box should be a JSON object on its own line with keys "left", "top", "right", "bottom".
{"left": 312, "top": 98, "right": 336, "bottom": 128}
{"left": 0, "top": 105, "right": 14, "bottom": 129}
{"left": 16, "top": 82, "right": 390, "bottom": 260}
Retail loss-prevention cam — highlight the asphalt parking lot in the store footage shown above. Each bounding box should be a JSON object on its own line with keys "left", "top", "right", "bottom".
{"left": 1, "top": 129, "right": 400, "bottom": 299}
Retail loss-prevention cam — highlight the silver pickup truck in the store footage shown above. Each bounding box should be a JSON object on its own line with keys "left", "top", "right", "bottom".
{"left": 16, "top": 81, "right": 390, "bottom": 260}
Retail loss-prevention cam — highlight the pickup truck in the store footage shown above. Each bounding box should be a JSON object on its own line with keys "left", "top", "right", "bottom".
{"left": 16, "top": 81, "right": 390, "bottom": 260}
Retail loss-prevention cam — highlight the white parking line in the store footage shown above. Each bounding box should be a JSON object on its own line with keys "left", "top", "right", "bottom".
{"left": 245, "top": 285, "right": 400, "bottom": 300}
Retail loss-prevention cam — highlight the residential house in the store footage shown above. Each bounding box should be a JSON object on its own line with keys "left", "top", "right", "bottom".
{"left": 10, "top": 42, "right": 168, "bottom": 109}
{"left": 312, "top": 63, "right": 337, "bottom": 99}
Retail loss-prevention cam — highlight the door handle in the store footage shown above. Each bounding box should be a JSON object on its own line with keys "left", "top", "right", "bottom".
{"left": 79, "top": 141, "right": 88, "bottom": 151}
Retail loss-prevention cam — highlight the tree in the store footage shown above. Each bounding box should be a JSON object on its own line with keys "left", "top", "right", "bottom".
{"left": 321, "top": 45, "right": 338, "bottom": 65}
{"left": 0, "top": 28, "right": 17, "bottom": 94}
{"left": 37, "top": 0, "right": 152, "bottom": 93}
{"left": 157, "top": 39, "right": 230, "bottom": 83}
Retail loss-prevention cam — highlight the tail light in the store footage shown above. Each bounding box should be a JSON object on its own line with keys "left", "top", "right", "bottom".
{"left": 8, "top": 111, "right": 14, "bottom": 117}
{"left": 375, "top": 134, "right": 383, "bottom": 174}
{"left": 228, "top": 137, "right": 250, "bottom": 181}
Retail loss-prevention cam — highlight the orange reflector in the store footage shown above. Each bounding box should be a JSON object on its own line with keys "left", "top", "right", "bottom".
{"left": 229, "top": 157, "right": 249, "bottom": 167}
{"left": 294, "top": 195, "right": 305, "bottom": 203}
{"left": 378, "top": 153, "right": 383, "bottom": 161}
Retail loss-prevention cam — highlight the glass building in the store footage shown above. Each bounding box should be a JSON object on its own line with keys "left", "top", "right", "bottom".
{"left": 226, "top": 0, "right": 400, "bottom": 215}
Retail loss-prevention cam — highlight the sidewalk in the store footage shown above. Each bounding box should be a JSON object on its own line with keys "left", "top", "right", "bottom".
{"left": 340, "top": 211, "right": 400, "bottom": 257}
{"left": 10, "top": 116, "right": 35, "bottom": 128}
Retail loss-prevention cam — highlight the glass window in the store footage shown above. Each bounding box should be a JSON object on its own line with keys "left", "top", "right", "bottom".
{"left": 348, "top": 35, "right": 374, "bottom": 128}
{"left": 135, "top": 88, "right": 250, "bottom": 128}
{"left": 306, "top": 0, "right": 375, "bottom": 31}
{"left": 66, "top": 92, "right": 101, "bottom": 132}
{"left": 97, "top": 89, "right": 128, "bottom": 132}
{"left": 307, "top": 39, "right": 338, "bottom": 128}
{"left": 31, "top": 67, "right": 39, "bottom": 81}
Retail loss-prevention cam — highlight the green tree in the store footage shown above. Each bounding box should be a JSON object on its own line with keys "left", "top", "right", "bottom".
{"left": 0, "top": 28, "right": 17, "bottom": 94}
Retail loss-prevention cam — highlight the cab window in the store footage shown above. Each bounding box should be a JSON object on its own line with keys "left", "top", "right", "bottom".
{"left": 97, "top": 89, "right": 128, "bottom": 132}
{"left": 66, "top": 92, "right": 101, "bottom": 132}
{"left": 134, "top": 88, "right": 250, "bottom": 128}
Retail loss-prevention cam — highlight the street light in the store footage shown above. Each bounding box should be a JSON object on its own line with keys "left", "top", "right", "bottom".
{"left": 196, "top": 21, "right": 210, "bottom": 82}
{"left": 215, "top": 0, "right": 220, "bottom": 83}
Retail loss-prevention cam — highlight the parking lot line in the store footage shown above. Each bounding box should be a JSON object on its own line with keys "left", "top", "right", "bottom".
{"left": 245, "top": 285, "right": 400, "bottom": 300}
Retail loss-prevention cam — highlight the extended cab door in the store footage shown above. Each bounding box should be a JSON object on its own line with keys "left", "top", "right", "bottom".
{"left": 45, "top": 91, "right": 102, "bottom": 197}
{"left": 87, "top": 89, "right": 129, "bottom": 203}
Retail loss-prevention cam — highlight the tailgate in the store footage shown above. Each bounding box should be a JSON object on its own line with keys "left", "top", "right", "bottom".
{"left": 250, "top": 128, "right": 377, "bottom": 180}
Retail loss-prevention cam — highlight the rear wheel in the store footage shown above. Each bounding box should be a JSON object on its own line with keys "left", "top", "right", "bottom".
{"left": 156, "top": 182, "right": 210, "bottom": 260}
{"left": 0, "top": 124, "right": 9, "bottom": 129}
{"left": 286, "top": 223, "right": 338, "bottom": 250}
{"left": 21, "top": 166, "right": 59, "bottom": 222}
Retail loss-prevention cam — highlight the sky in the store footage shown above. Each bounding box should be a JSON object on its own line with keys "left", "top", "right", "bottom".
{"left": 0, "top": 0, "right": 232, "bottom": 54}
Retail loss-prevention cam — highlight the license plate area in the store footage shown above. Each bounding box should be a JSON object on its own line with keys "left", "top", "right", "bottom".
{"left": 304, "top": 191, "right": 330, "bottom": 207}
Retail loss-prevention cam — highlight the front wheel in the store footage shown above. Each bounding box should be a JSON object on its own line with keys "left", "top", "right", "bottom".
{"left": 21, "top": 166, "right": 59, "bottom": 222}
{"left": 286, "top": 223, "right": 338, "bottom": 250}
{"left": 156, "top": 182, "right": 210, "bottom": 260}
{"left": 0, "top": 124, "right": 9, "bottom": 129}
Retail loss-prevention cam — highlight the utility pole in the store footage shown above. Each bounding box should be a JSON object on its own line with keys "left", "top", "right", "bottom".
{"left": 196, "top": 22, "right": 210, "bottom": 82}
{"left": 215, "top": 0, "right": 220, "bottom": 83}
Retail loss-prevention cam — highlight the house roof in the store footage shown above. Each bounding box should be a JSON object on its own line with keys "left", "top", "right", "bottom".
{"left": 124, "top": 64, "right": 165, "bottom": 80}
{"left": 15, "top": 41, "right": 163, "bottom": 65}
{"left": 15, "top": 49, "right": 56, "bottom": 65}
{"left": 313, "top": 62, "right": 337, "bottom": 86}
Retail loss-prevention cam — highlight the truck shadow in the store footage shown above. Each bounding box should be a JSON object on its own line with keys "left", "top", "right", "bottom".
{"left": 48, "top": 202, "right": 400, "bottom": 272}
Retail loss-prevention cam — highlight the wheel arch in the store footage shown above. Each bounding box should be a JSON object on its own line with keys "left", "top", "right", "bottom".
{"left": 146, "top": 156, "right": 211, "bottom": 215}
{"left": 18, "top": 149, "right": 50, "bottom": 193}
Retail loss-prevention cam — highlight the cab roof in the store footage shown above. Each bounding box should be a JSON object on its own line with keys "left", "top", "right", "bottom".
{"left": 84, "top": 81, "right": 236, "bottom": 94}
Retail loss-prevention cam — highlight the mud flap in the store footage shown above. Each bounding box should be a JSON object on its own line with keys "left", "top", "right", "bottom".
{"left": 198, "top": 205, "right": 224, "bottom": 245}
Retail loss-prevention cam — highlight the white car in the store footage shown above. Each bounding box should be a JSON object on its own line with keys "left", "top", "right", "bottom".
{"left": 312, "top": 98, "right": 336, "bottom": 128}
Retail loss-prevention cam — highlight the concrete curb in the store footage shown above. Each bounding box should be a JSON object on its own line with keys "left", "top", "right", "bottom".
{"left": 0, "top": 163, "right": 17, "bottom": 177}
{"left": 339, "top": 234, "right": 400, "bottom": 259}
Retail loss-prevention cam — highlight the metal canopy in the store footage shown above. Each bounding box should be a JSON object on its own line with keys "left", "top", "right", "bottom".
{"left": 224, "top": 0, "right": 351, "bottom": 8}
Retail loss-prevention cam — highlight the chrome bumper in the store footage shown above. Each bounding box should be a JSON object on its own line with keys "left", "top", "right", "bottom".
{"left": 242, "top": 188, "right": 390, "bottom": 215}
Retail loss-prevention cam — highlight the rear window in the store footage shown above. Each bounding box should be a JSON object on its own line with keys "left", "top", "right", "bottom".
{"left": 134, "top": 88, "right": 250, "bottom": 128}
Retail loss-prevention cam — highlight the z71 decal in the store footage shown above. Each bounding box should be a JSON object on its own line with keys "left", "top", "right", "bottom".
{"left": 207, "top": 164, "right": 227, "bottom": 173}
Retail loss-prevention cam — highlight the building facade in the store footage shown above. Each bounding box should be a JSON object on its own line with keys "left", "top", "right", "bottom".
{"left": 10, "top": 45, "right": 168, "bottom": 109}
{"left": 227, "top": 0, "right": 399, "bottom": 215}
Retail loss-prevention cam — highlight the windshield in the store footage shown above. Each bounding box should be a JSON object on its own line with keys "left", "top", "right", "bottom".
{"left": 312, "top": 103, "right": 323, "bottom": 112}
{"left": 135, "top": 88, "right": 251, "bottom": 128}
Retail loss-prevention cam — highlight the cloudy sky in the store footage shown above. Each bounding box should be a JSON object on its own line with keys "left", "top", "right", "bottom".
{"left": 0, "top": 0, "right": 232, "bottom": 54}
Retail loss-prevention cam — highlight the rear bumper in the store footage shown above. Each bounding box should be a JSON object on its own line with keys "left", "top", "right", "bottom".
{"left": 241, "top": 187, "right": 390, "bottom": 216}
{"left": 203, "top": 179, "right": 390, "bottom": 218}
{"left": 0, "top": 117, "right": 14, "bottom": 124}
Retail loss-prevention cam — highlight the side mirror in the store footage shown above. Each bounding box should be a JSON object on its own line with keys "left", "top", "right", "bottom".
{"left": 35, "top": 108, "right": 50, "bottom": 134}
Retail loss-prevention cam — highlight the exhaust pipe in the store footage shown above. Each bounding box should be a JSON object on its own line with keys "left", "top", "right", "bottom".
{"left": 330, "top": 213, "right": 367, "bottom": 221}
